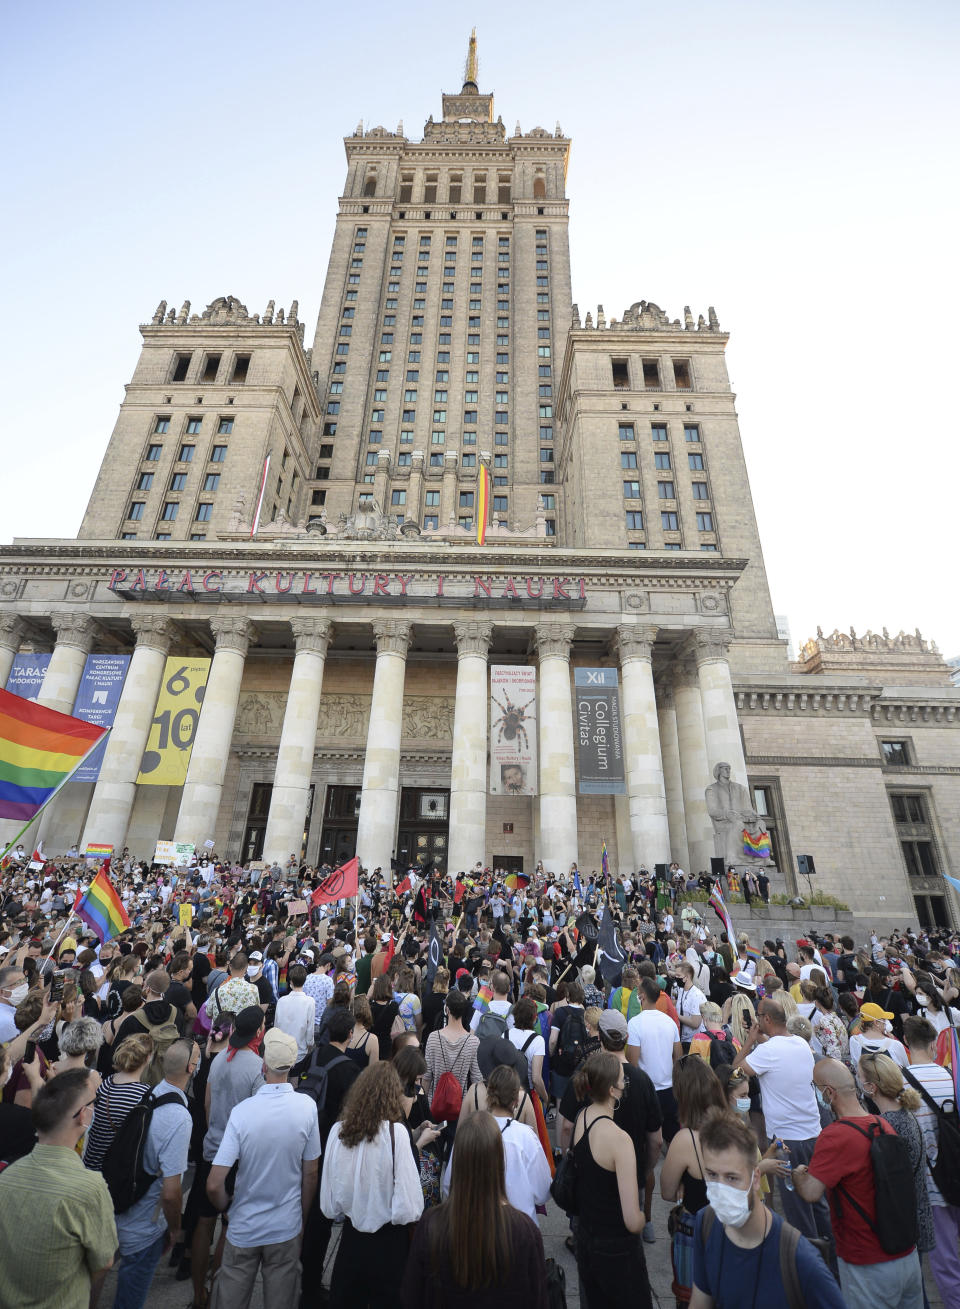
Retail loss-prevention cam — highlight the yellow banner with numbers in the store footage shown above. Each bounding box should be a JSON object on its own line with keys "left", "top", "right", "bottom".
{"left": 136, "top": 657, "right": 210, "bottom": 785}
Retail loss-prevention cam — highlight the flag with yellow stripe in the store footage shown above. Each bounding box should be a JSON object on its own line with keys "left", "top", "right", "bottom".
{"left": 0, "top": 688, "right": 108, "bottom": 821}
{"left": 477, "top": 462, "right": 491, "bottom": 545}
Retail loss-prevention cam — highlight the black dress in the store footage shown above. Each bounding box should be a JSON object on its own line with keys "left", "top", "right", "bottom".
{"left": 370, "top": 999, "right": 400, "bottom": 1059}
{"left": 573, "top": 1112, "right": 652, "bottom": 1309}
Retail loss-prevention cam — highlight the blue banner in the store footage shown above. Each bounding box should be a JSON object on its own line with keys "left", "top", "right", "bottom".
{"left": 575, "top": 667, "right": 626, "bottom": 795}
{"left": 4, "top": 652, "right": 51, "bottom": 699}
{"left": 71, "top": 653, "right": 131, "bottom": 782}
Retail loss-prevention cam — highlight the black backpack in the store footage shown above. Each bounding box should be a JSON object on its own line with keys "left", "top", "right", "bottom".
{"left": 297, "top": 1050, "right": 353, "bottom": 1122}
{"left": 707, "top": 1031, "right": 737, "bottom": 1070}
{"left": 903, "top": 1067, "right": 960, "bottom": 1206}
{"left": 554, "top": 1010, "right": 588, "bottom": 1076}
{"left": 101, "top": 1090, "right": 184, "bottom": 1213}
{"left": 475, "top": 1010, "right": 510, "bottom": 1041}
{"left": 834, "top": 1118, "right": 918, "bottom": 1255}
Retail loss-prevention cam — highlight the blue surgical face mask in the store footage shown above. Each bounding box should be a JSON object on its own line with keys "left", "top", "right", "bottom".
{"left": 735, "top": 1097, "right": 750, "bottom": 1115}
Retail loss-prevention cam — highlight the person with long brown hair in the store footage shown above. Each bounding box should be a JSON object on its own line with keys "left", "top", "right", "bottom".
{"left": 401, "top": 1111, "right": 549, "bottom": 1309}
{"left": 320, "top": 1061, "right": 424, "bottom": 1308}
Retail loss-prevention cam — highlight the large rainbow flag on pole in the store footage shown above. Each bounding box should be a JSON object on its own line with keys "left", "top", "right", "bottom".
{"left": 708, "top": 881, "right": 740, "bottom": 976}
{"left": 476, "top": 463, "right": 490, "bottom": 546}
{"left": 74, "top": 867, "right": 130, "bottom": 943}
{"left": 0, "top": 688, "right": 109, "bottom": 826}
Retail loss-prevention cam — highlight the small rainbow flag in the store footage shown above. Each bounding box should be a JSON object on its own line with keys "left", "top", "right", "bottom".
{"left": 0, "top": 688, "right": 108, "bottom": 823}
{"left": 476, "top": 463, "right": 490, "bottom": 546}
{"left": 74, "top": 867, "right": 130, "bottom": 943}
{"left": 84, "top": 843, "right": 113, "bottom": 860}
{"left": 473, "top": 983, "right": 494, "bottom": 1013}
{"left": 601, "top": 841, "right": 609, "bottom": 880}
{"left": 742, "top": 828, "right": 772, "bottom": 859}
{"left": 745, "top": 945, "right": 761, "bottom": 966}
{"left": 503, "top": 871, "right": 530, "bottom": 892}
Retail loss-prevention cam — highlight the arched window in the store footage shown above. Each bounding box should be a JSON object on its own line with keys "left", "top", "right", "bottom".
{"left": 363, "top": 172, "right": 377, "bottom": 197}
{"left": 533, "top": 175, "right": 546, "bottom": 200}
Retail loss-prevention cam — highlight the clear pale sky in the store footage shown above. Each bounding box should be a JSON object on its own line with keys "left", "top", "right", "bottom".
{"left": 3, "top": 1, "right": 957, "bottom": 657}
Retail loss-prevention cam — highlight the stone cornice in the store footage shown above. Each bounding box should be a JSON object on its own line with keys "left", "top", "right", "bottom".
{"left": 735, "top": 686, "right": 960, "bottom": 722}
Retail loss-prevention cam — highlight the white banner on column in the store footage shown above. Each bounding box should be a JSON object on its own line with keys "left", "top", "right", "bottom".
{"left": 489, "top": 665, "right": 537, "bottom": 796}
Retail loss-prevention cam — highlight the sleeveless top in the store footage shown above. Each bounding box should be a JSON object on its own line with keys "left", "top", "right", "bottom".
{"left": 680, "top": 1130, "right": 709, "bottom": 1213}
{"left": 573, "top": 1112, "right": 626, "bottom": 1235}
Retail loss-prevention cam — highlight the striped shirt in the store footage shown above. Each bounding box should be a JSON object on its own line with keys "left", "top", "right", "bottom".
{"left": 83, "top": 1076, "right": 151, "bottom": 1173}
{"left": 906, "top": 1060, "right": 955, "bottom": 1206}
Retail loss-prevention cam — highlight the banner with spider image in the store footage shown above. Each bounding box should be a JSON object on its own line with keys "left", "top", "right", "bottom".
{"left": 489, "top": 665, "right": 538, "bottom": 796}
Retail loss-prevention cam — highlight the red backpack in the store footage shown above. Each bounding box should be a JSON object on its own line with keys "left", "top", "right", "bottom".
{"left": 430, "top": 1037, "right": 465, "bottom": 1121}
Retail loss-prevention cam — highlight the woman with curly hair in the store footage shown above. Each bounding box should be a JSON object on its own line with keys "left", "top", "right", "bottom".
{"left": 320, "top": 1061, "right": 424, "bottom": 1308}
{"left": 402, "top": 1111, "right": 549, "bottom": 1309}
{"left": 347, "top": 992, "right": 380, "bottom": 1068}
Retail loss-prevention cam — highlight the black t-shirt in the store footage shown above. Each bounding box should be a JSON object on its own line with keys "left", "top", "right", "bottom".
{"left": 836, "top": 953, "right": 860, "bottom": 991}
{"left": 559, "top": 1062, "right": 662, "bottom": 1184}
{"left": 253, "top": 975, "right": 273, "bottom": 1006}
{"left": 0, "top": 1103, "right": 36, "bottom": 1166}
{"left": 166, "top": 980, "right": 192, "bottom": 1017}
{"left": 421, "top": 991, "right": 446, "bottom": 1034}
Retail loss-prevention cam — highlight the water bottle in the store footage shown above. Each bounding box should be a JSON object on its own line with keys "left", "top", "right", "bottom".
{"left": 776, "top": 1138, "right": 794, "bottom": 1190}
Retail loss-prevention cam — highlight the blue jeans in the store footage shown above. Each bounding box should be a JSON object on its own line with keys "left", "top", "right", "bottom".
{"left": 114, "top": 1233, "right": 166, "bottom": 1309}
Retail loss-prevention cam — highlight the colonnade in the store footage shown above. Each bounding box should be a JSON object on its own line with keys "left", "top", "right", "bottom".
{"left": 0, "top": 610, "right": 747, "bottom": 877}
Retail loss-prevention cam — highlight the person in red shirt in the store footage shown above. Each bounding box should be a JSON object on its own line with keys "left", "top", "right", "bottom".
{"left": 793, "top": 1059, "right": 923, "bottom": 1309}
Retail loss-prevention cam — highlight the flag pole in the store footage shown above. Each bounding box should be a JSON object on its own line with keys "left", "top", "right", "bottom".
{"left": 0, "top": 724, "right": 112, "bottom": 865}
{"left": 38, "top": 913, "right": 79, "bottom": 976}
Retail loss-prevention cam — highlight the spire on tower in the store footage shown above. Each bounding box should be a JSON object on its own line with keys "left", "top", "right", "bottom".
{"left": 462, "top": 28, "right": 479, "bottom": 90}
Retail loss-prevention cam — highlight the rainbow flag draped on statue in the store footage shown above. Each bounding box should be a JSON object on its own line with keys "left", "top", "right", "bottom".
{"left": 0, "top": 688, "right": 108, "bottom": 824}
{"left": 74, "top": 867, "right": 130, "bottom": 943}
{"left": 742, "top": 828, "right": 772, "bottom": 859}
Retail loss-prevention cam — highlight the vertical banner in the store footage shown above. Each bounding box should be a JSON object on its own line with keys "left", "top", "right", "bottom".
{"left": 4, "top": 652, "right": 51, "bottom": 699}
{"left": 136, "top": 656, "right": 211, "bottom": 785}
{"left": 489, "top": 665, "right": 537, "bottom": 795}
{"left": 72, "top": 653, "right": 131, "bottom": 782}
{"left": 575, "top": 668, "right": 626, "bottom": 795}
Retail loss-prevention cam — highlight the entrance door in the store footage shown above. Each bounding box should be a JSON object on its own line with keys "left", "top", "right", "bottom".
{"left": 319, "top": 785, "right": 362, "bottom": 867}
{"left": 396, "top": 787, "right": 450, "bottom": 875}
{"left": 493, "top": 854, "right": 524, "bottom": 875}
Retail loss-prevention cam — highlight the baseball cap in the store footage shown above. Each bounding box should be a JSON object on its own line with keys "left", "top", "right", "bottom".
{"left": 263, "top": 1028, "right": 299, "bottom": 1072}
{"left": 248, "top": 950, "right": 263, "bottom": 961}
{"left": 860, "top": 1001, "right": 894, "bottom": 1022}
{"left": 381, "top": 933, "right": 391, "bottom": 944}
{"left": 598, "top": 1010, "right": 628, "bottom": 1039}
{"left": 228, "top": 1006, "right": 264, "bottom": 1049}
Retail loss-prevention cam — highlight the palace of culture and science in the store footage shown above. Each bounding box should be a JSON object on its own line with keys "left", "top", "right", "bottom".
{"left": 1, "top": 37, "right": 957, "bottom": 932}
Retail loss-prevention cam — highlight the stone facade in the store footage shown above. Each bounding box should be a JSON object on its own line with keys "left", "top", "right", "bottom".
{"left": 1, "top": 42, "right": 959, "bottom": 933}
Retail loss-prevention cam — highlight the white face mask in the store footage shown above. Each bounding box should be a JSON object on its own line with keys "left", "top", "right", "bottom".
{"left": 735, "top": 1097, "right": 751, "bottom": 1115}
{"left": 6, "top": 983, "right": 28, "bottom": 1007}
{"left": 706, "top": 1178, "right": 753, "bottom": 1228}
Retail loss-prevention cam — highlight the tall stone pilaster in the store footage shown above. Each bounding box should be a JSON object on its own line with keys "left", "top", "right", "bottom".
{"left": 694, "top": 630, "right": 748, "bottom": 785}
{"left": 356, "top": 620, "right": 411, "bottom": 882}
{"left": 535, "top": 623, "right": 578, "bottom": 876}
{"left": 448, "top": 621, "right": 492, "bottom": 875}
{"left": 616, "top": 624, "right": 670, "bottom": 870}
{"left": 173, "top": 617, "right": 256, "bottom": 846}
{"left": 656, "top": 684, "right": 690, "bottom": 871}
{"left": 262, "top": 618, "right": 333, "bottom": 865}
{"left": 673, "top": 659, "right": 714, "bottom": 876}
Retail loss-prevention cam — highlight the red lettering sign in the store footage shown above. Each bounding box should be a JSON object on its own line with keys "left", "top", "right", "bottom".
{"left": 203, "top": 571, "right": 222, "bottom": 592}
{"left": 247, "top": 572, "right": 267, "bottom": 594}
{"left": 108, "top": 569, "right": 127, "bottom": 591}
{"left": 372, "top": 574, "right": 390, "bottom": 596}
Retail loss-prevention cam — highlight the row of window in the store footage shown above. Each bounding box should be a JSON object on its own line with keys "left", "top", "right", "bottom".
{"left": 143, "top": 442, "right": 228, "bottom": 465}
{"left": 169, "top": 351, "right": 250, "bottom": 385}
{"left": 129, "top": 501, "right": 214, "bottom": 523}
{"left": 154, "top": 415, "right": 233, "bottom": 436}
{"left": 619, "top": 421, "right": 701, "bottom": 442}
{"left": 620, "top": 451, "right": 707, "bottom": 476}
{"left": 611, "top": 356, "right": 692, "bottom": 391}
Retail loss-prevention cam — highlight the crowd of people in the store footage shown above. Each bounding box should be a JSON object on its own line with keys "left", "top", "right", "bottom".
{"left": 0, "top": 847, "right": 959, "bottom": 1309}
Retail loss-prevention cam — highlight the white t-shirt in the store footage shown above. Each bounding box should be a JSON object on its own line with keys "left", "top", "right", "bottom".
{"left": 676, "top": 984, "right": 707, "bottom": 1037}
{"left": 470, "top": 998, "right": 512, "bottom": 1034}
{"left": 849, "top": 1033, "right": 909, "bottom": 1072}
{"left": 745, "top": 1033, "right": 821, "bottom": 1140}
{"left": 507, "top": 1027, "right": 545, "bottom": 1085}
{"left": 626, "top": 1009, "right": 679, "bottom": 1091}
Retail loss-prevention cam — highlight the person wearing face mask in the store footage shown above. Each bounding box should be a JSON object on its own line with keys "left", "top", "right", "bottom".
{"left": 0, "top": 965, "right": 30, "bottom": 1043}
{"left": 691, "top": 1108, "right": 845, "bottom": 1309}
{"left": 793, "top": 1059, "right": 923, "bottom": 1308}
{"left": 0, "top": 1068, "right": 118, "bottom": 1309}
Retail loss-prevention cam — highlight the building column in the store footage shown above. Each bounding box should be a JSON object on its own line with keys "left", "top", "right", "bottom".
{"left": 355, "top": 620, "right": 411, "bottom": 882}
{"left": 656, "top": 685, "right": 690, "bottom": 871}
{"left": 448, "top": 621, "right": 492, "bottom": 876}
{"left": 38, "top": 613, "right": 99, "bottom": 714}
{"left": 0, "top": 614, "right": 27, "bottom": 688}
{"left": 694, "top": 630, "right": 748, "bottom": 785}
{"left": 535, "top": 623, "right": 579, "bottom": 877}
{"left": 673, "top": 659, "right": 714, "bottom": 876}
{"left": 81, "top": 615, "right": 175, "bottom": 855}
{"left": 615, "top": 624, "right": 670, "bottom": 870}
{"left": 174, "top": 617, "right": 256, "bottom": 847}
{"left": 261, "top": 618, "right": 333, "bottom": 866}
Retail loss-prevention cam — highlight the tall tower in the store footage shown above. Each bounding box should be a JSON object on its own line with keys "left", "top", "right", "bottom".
{"left": 306, "top": 34, "right": 572, "bottom": 539}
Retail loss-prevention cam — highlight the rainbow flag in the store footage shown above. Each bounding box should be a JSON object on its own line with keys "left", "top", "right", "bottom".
{"left": 0, "top": 688, "right": 108, "bottom": 822}
{"left": 476, "top": 464, "right": 490, "bottom": 545}
{"left": 601, "top": 841, "right": 609, "bottom": 880}
{"left": 473, "top": 983, "right": 494, "bottom": 1013}
{"left": 708, "top": 883, "right": 740, "bottom": 976}
{"left": 84, "top": 843, "right": 113, "bottom": 860}
{"left": 504, "top": 871, "right": 530, "bottom": 892}
{"left": 74, "top": 867, "right": 130, "bottom": 943}
{"left": 745, "top": 945, "right": 761, "bottom": 966}
{"left": 742, "top": 828, "right": 771, "bottom": 859}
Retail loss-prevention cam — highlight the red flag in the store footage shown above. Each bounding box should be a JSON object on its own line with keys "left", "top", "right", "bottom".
{"left": 395, "top": 874, "right": 411, "bottom": 896}
{"left": 383, "top": 933, "right": 396, "bottom": 971}
{"left": 310, "top": 856, "right": 360, "bottom": 908}
{"left": 412, "top": 886, "right": 428, "bottom": 923}
{"left": 454, "top": 879, "right": 465, "bottom": 904}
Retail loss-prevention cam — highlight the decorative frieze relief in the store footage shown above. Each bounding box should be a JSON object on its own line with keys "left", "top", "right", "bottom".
{"left": 234, "top": 691, "right": 455, "bottom": 743}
